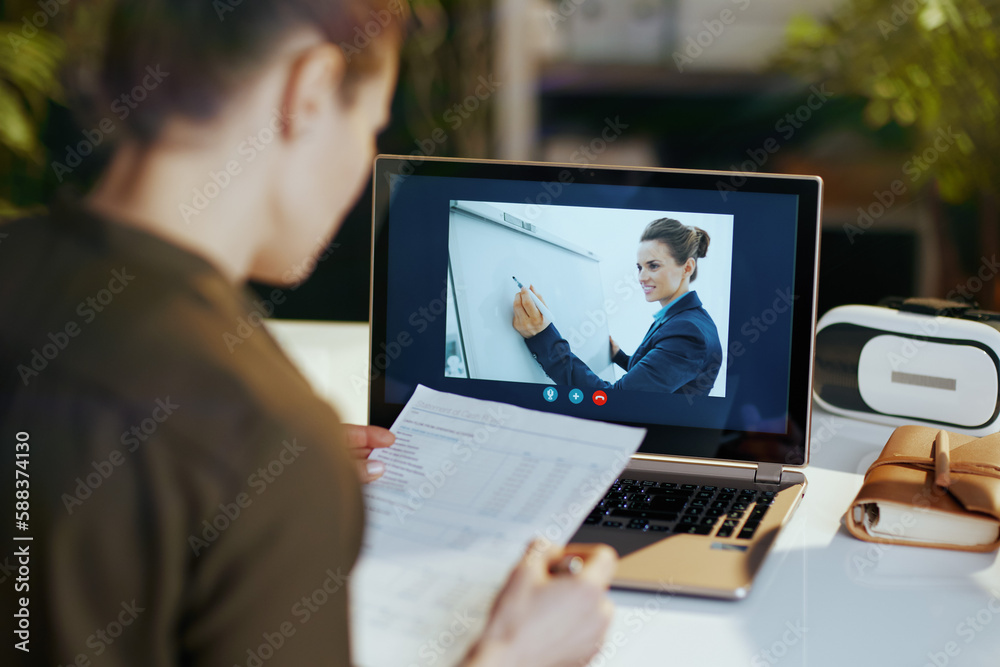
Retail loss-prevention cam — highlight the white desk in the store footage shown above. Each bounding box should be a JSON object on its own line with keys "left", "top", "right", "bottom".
{"left": 267, "top": 319, "right": 1000, "bottom": 667}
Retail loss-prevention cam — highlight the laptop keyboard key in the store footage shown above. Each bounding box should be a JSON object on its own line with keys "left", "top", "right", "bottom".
{"left": 737, "top": 520, "right": 761, "bottom": 539}
{"left": 646, "top": 499, "right": 686, "bottom": 513}
{"left": 608, "top": 509, "right": 677, "bottom": 522}
{"left": 590, "top": 480, "right": 779, "bottom": 541}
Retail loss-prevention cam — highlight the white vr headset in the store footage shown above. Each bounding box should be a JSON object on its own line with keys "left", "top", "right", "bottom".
{"left": 814, "top": 298, "right": 1000, "bottom": 436}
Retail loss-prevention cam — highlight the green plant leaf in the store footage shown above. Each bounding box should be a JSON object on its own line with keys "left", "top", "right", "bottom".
{"left": 0, "top": 79, "right": 40, "bottom": 160}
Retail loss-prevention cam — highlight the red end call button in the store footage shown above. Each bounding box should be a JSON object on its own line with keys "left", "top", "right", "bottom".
{"left": 592, "top": 390, "right": 607, "bottom": 406}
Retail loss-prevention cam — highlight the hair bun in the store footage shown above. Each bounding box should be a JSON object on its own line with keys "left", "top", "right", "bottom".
{"left": 693, "top": 227, "right": 710, "bottom": 258}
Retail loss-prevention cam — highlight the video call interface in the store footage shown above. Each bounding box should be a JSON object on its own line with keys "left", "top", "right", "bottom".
{"left": 379, "top": 170, "right": 803, "bottom": 439}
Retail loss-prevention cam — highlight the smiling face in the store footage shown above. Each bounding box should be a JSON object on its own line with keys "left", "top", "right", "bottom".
{"left": 637, "top": 239, "right": 694, "bottom": 307}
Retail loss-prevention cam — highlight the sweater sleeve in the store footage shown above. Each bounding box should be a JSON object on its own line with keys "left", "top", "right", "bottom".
{"left": 523, "top": 323, "right": 613, "bottom": 389}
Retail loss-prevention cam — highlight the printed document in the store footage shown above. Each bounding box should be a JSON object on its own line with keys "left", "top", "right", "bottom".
{"left": 351, "top": 385, "right": 646, "bottom": 666}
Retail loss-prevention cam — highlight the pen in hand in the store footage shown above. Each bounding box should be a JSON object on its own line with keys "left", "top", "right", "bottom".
{"left": 512, "top": 276, "right": 553, "bottom": 323}
{"left": 548, "top": 555, "right": 585, "bottom": 576}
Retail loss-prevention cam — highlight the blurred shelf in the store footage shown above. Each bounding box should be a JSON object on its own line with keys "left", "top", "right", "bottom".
{"left": 539, "top": 62, "right": 798, "bottom": 97}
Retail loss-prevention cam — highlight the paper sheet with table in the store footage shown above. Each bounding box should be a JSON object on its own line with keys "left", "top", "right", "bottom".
{"left": 351, "top": 385, "right": 646, "bottom": 667}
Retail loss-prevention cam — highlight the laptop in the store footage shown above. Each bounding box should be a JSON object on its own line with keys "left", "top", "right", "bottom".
{"left": 368, "top": 155, "right": 822, "bottom": 600}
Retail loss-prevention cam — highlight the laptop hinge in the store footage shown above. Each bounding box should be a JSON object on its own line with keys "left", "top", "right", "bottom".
{"left": 754, "top": 463, "right": 783, "bottom": 486}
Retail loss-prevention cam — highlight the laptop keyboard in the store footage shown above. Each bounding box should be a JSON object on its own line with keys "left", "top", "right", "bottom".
{"left": 584, "top": 478, "right": 776, "bottom": 539}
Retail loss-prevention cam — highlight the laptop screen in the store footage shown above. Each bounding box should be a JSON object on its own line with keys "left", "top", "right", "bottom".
{"left": 370, "top": 157, "right": 821, "bottom": 466}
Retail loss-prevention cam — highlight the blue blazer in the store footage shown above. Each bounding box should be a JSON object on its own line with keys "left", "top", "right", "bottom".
{"left": 524, "top": 291, "right": 722, "bottom": 395}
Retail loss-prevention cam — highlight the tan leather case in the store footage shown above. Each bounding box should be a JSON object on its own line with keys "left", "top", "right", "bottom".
{"left": 844, "top": 425, "right": 1000, "bottom": 552}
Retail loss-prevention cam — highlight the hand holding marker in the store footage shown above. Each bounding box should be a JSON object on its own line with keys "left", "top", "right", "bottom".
{"left": 513, "top": 276, "right": 553, "bottom": 325}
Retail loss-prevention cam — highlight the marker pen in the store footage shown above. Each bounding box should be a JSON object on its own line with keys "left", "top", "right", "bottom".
{"left": 513, "top": 276, "right": 553, "bottom": 322}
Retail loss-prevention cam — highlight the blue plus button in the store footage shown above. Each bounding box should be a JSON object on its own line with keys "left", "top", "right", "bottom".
{"left": 542, "top": 387, "right": 558, "bottom": 402}
{"left": 568, "top": 388, "right": 584, "bottom": 404}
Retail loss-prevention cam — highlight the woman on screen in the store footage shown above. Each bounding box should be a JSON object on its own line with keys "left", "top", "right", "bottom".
{"left": 512, "top": 218, "right": 722, "bottom": 395}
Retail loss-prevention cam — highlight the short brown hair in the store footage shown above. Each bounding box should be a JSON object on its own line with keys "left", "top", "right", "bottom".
{"left": 93, "top": 0, "right": 407, "bottom": 142}
{"left": 640, "top": 218, "right": 710, "bottom": 282}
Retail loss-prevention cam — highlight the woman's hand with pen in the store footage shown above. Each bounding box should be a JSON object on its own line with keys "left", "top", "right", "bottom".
{"left": 513, "top": 285, "right": 552, "bottom": 338}
{"left": 462, "top": 540, "right": 618, "bottom": 667}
